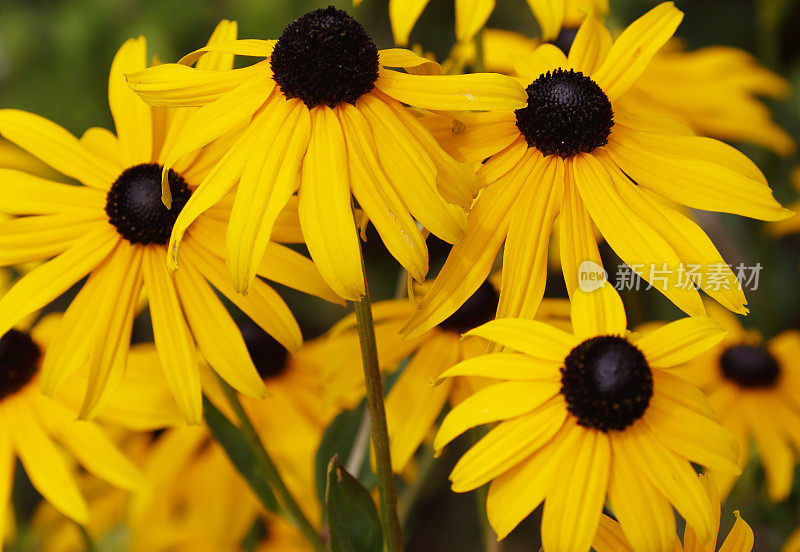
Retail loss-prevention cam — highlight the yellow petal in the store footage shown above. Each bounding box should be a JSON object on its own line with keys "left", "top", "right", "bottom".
{"left": 747, "top": 398, "right": 794, "bottom": 501}
{"left": 0, "top": 226, "right": 117, "bottom": 338}
{"left": 79, "top": 243, "right": 143, "bottom": 420}
{"left": 339, "top": 103, "right": 428, "bottom": 281}
{"left": 80, "top": 126, "right": 124, "bottom": 168}
{"left": 717, "top": 511, "right": 754, "bottom": 552}
{"left": 386, "top": 333, "right": 459, "bottom": 472}
{"left": 402, "top": 150, "right": 535, "bottom": 338}
{"left": 109, "top": 37, "right": 153, "bottom": 165}
{"left": 298, "top": 106, "right": 364, "bottom": 301}
{"left": 592, "top": 516, "right": 635, "bottom": 552}
{"left": 0, "top": 170, "right": 101, "bottom": 214}
{"left": 389, "top": 0, "right": 431, "bottom": 46}
{"left": 636, "top": 318, "right": 726, "bottom": 368}
{"left": 567, "top": 14, "right": 612, "bottom": 75}
{"left": 434, "top": 380, "right": 561, "bottom": 452}
{"left": 525, "top": 0, "right": 565, "bottom": 41}
{"left": 379, "top": 48, "right": 442, "bottom": 74}
{"left": 174, "top": 262, "right": 267, "bottom": 399}
{"left": 497, "top": 155, "right": 563, "bottom": 320}
{"left": 464, "top": 318, "right": 577, "bottom": 361}
{"left": 439, "top": 352, "right": 561, "bottom": 381}
{"left": 592, "top": 2, "right": 683, "bottom": 100}
{"left": 455, "top": 0, "right": 495, "bottom": 43}
{"left": 572, "top": 152, "right": 706, "bottom": 317}
{"left": 195, "top": 19, "right": 239, "bottom": 71}
{"left": 450, "top": 398, "right": 566, "bottom": 492}
{"left": 256, "top": 242, "right": 341, "bottom": 304}
{"left": 0, "top": 215, "right": 102, "bottom": 266}
{"left": 606, "top": 126, "right": 791, "bottom": 221}
{"left": 541, "top": 428, "right": 610, "bottom": 552}
{"left": 227, "top": 97, "right": 309, "bottom": 293}
{"left": 177, "top": 39, "right": 275, "bottom": 66}
{"left": 571, "top": 283, "right": 627, "bottom": 339}
{"left": 143, "top": 248, "right": 202, "bottom": 424}
{"left": 607, "top": 437, "right": 675, "bottom": 552}
{"left": 513, "top": 43, "right": 567, "bottom": 83}
{"left": 0, "top": 109, "right": 118, "bottom": 189}
{"left": 423, "top": 111, "right": 520, "bottom": 166}
{"left": 0, "top": 419, "right": 13, "bottom": 546}
{"left": 559, "top": 163, "right": 602, "bottom": 298}
{"left": 10, "top": 399, "right": 88, "bottom": 523}
{"left": 375, "top": 69, "right": 527, "bottom": 111}
{"left": 126, "top": 62, "right": 267, "bottom": 107}
{"left": 358, "top": 94, "right": 467, "bottom": 244}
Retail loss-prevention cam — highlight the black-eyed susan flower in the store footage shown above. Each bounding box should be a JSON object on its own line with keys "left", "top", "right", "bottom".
{"left": 673, "top": 302, "right": 800, "bottom": 502}
{"left": 482, "top": 29, "right": 794, "bottom": 156}
{"left": 0, "top": 302, "right": 145, "bottom": 544}
{"left": 126, "top": 7, "right": 527, "bottom": 301}
{"left": 592, "top": 475, "right": 754, "bottom": 552}
{"left": 403, "top": 3, "right": 791, "bottom": 338}
{"left": 434, "top": 284, "right": 739, "bottom": 552}
{"left": 0, "top": 26, "right": 338, "bottom": 424}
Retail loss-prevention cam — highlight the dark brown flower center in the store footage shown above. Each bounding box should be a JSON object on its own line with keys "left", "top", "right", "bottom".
{"left": 0, "top": 330, "right": 41, "bottom": 400}
{"left": 720, "top": 344, "right": 780, "bottom": 388}
{"left": 438, "top": 281, "right": 499, "bottom": 334}
{"left": 239, "top": 320, "right": 289, "bottom": 381}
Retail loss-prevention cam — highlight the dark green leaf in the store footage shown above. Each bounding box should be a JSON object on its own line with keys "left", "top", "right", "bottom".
{"left": 325, "top": 456, "right": 383, "bottom": 552}
{"left": 203, "top": 395, "right": 280, "bottom": 513}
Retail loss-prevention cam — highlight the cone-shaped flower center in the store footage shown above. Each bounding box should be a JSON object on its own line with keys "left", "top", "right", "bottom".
{"left": 271, "top": 6, "right": 379, "bottom": 108}
{"left": 438, "top": 281, "right": 499, "bottom": 334}
{"left": 720, "top": 344, "right": 780, "bottom": 388}
{"left": 0, "top": 330, "right": 41, "bottom": 400}
{"left": 561, "top": 335, "right": 652, "bottom": 431}
{"left": 240, "top": 320, "right": 289, "bottom": 381}
{"left": 515, "top": 68, "right": 614, "bottom": 157}
{"left": 105, "top": 163, "right": 191, "bottom": 245}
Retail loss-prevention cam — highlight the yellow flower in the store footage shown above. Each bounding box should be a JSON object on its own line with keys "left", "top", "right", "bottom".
{"left": 434, "top": 284, "right": 739, "bottom": 552}
{"left": 592, "top": 475, "right": 754, "bottom": 552}
{"left": 382, "top": 0, "right": 608, "bottom": 47}
{"left": 482, "top": 30, "right": 793, "bottom": 156}
{"left": 0, "top": 24, "right": 338, "bottom": 424}
{"left": 126, "top": 7, "right": 526, "bottom": 301}
{"left": 0, "top": 300, "right": 145, "bottom": 546}
{"left": 673, "top": 302, "right": 800, "bottom": 502}
{"left": 403, "top": 3, "right": 791, "bottom": 338}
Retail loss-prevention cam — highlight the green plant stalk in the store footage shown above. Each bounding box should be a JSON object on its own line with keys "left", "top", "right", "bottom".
{"left": 76, "top": 523, "right": 97, "bottom": 552}
{"left": 353, "top": 284, "right": 404, "bottom": 552}
{"left": 217, "top": 379, "right": 325, "bottom": 552}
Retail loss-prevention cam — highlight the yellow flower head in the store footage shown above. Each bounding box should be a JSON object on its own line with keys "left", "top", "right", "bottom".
{"left": 403, "top": 3, "right": 792, "bottom": 339}
{"left": 434, "top": 284, "right": 739, "bottom": 552}
{"left": 674, "top": 302, "right": 800, "bottom": 503}
{"left": 0, "top": 23, "right": 339, "bottom": 424}
{"left": 0, "top": 300, "right": 145, "bottom": 542}
{"left": 592, "top": 475, "right": 754, "bottom": 552}
{"left": 126, "top": 7, "right": 527, "bottom": 301}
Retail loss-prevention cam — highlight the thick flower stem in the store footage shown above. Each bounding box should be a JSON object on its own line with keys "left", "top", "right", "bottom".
{"left": 217, "top": 379, "right": 325, "bottom": 552}
{"left": 353, "top": 288, "right": 404, "bottom": 552}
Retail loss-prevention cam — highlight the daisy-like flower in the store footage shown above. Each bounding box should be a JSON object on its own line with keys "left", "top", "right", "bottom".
{"left": 126, "top": 7, "right": 527, "bottom": 301}
{"left": 674, "top": 303, "right": 800, "bottom": 502}
{"left": 433, "top": 284, "right": 740, "bottom": 552}
{"left": 592, "top": 475, "right": 754, "bottom": 552}
{"left": 0, "top": 25, "right": 338, "bottom": 424}
{"left": 482, "top": 30, "right": 794, "bottom": 156}
{"left": 0, "top": 303, "right": 145, "bottom": 547}
{"left": 372, "top": 0, "right": 608, "bottom": 47}
{"left": 403, "top": 3, "right": 791, "bottom": 338}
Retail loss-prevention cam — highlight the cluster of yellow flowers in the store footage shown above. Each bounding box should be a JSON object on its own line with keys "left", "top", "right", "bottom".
{"left": 0, "top": 1, "right": 799, "bottom": 551}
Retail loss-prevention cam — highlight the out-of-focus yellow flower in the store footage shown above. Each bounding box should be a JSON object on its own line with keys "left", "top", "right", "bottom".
{"left": 592, "top": 475, "right": 754, "bottom": 552}
{"left": 403, "top": 3, "right": 791, "bottom": 339}
{"left": 435, "top": 284, "right": 738, "bottom": 551}
{"left": 674, "top": 302, "right": 800, "bottom": 502}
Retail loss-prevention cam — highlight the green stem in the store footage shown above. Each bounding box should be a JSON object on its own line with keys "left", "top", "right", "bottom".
{"left": 353, "top": 286, "right": 404, "bottom": 552}
{"left": 76, "top": 524, "right": 97, "bottom": 552}
{"left": 217, "top": 380, "right": 325, "bottom": 552}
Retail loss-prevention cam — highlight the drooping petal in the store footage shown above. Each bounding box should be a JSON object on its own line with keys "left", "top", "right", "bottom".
{"left": 0, "top": 225, "right": 118, "bottom": 337}
{"left": 375, "top": 69, "right": 527, "bottom": 112}
{"left": 0, "top": 110, "right": 118, "bottom": 189}
{"left": 298, "top": 106, "right": 364, "bottom": 301}
{"left": 592, "top": 2, "right": 683, "bottom": 100}
{"left": 143, "top": 248, "right": 201, "bottom": 424}
{"left": 464, "top": 318, "right": 577, "bottom": 361}
{"left": 227, "top": 97, "right": 309, "bottom": 293}
{"left": 434, "top": 380, "right": 562, "bottom": 452}
{"left": 497, "top": 155, "right": 563, "bottom": 320}
{"left": 109, "top": 37, "right": 153, "bottom": 165}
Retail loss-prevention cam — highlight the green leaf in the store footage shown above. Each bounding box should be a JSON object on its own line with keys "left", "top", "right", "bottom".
{"left": 325, "top": 456, "right": 383, "bottom": 552}
{"left": 203, "top": 395, "right": 280, "bottom": 513}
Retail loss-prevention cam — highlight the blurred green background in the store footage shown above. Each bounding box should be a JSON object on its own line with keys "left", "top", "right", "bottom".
{"left": 2, "top": 0, "right": 800, "bottom": 550}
